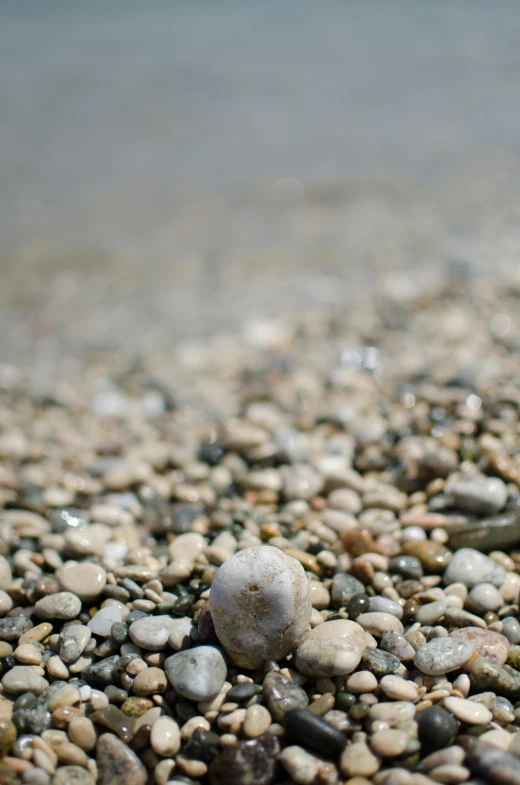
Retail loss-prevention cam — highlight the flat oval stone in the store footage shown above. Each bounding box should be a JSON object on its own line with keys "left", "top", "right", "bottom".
{"left": 369, "top": 596, "right": 403, "bottom": 619}
{"left": 356, "top": 612, "right": 403, "bottom": 636}
{"left": 165, "top": 645, "right": 226, "bottom": 701}
{"left": 57, "top": 562, "right": 107, "bottom": 603}
{"left": 444, "top": 696, "right": 493, "bottom": 725}
{"left": 34, "top": 592, "right": 82, "bottom": 620}
{"left": 2, "top": 665, "right": 47, "bottom": 695}
{"left": 96, "top": 732, "right": 146, "bottom": 785}
{"left": 414, "top": 637, "right": 472, "bottom": 675}
{"left": 150, "top": 715, "right": 181, "bottom": 757}
{"left": 361, "top": 647, "right": 400, "bottom": 676}
{"left": 209, "top": 546, "right": 311, "bottom": 669}
{"left": 443, "top": 548, "right": 507, "bottom": 588}
{"left": 294, "top": 619, "right": 366, "bottom": 677}
{"left": 262, "top": 669, "right": 308, "bottom": 722}
{"left": 450, "top": 627, "right": 510, "bottom": 665}
{"left": 129, "top": 615, "right": 180, "bottom": 650}
{"left": 467, "top": 582, "right": 504, "bottom": 613}
{"left": 284, "top": 709, "right": 347, "bottom": 758}
{"left": 381, "top": 630, "right": 416, "bottom": 661}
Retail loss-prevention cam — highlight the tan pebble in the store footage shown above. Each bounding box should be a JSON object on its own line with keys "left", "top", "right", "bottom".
{"left": 32, "top": 749, "right": 56, "bottom": 775}
{"left": 356, "top": 613, "right": 403, "bottom": 636}
{"left": 154, "top": 759, "right": 175, "bottom": 785}
{"left": 380, "top": 676, "right": 419, "bottom": 702}
{"left": 452, "top": 674, "right": 470, "bottom": 698}
{"left": 341, "top": 743, "right": 381, "bottom": 778}
{"left": 126, "top": 658, "right": 148, "bottom": 675}
{"left": 168, "top": 533, "right": 206, "bottom": 562}
{"left": 150, "top": 715, "right": 181, "bottom": 757}
{"left": 55, "top": 742, "right": 88, "bottom": 766}
{"left": 294, "top": 620, "right": 367, "bottom": 677}
{"left": 3, "top": 757, "right": 32, "bottom": 774}
{"left": 180, "top": 715, "right": 210, "bottom": 741}
{"left": 428, "top": 765, "right": 470, "bottom": 784}
{"left": 56, "top": 561, "right": 107, "bottom": 602}
{"left": 309, "top": 693, "right": 335, "bottom": 715}
{"left": 51, "top": 707, "right": 83, "bottom": 729}
{"left": 89, "top": 690, "right": 108, "bottom": 710}
{"left": 243, "top": 705, "right": 271, "bottom": 738}
{"left": 316, "top": 678, "right": 336, "bottom": 695}
{"left": 67, "top": 716, "right": 96, "bottom": 752}
{"left": 15, "top": 642, "right": 43, "bottom": 665}
{"left": 18, "top": 623, "right": 53, "bottom": 645}
{"left": 219, "top": 733, "right": 237, "bottom": 746}
{"left": 32, "top": 736, "right": 58, "bottom": 766}
{"left": 369, "top": 701, "right": 416, "bottom": 726}
{"left": 346, "top": 671, "right": 378, "bottom": 694}
{"left": 0, "top": 697, "right": 13, "bottom": 721}
{"left": 132, "top": 667, "right": 167, "bottom": 696}
{"left": 41, "top": 729, "right": 68, "bottom": 748}
{"left": 478, "top": 729, "right": 512, "bottom": 750}
{"left": 47, "top": 656, "right": 69, "bottom": 680}
{"left": 370, "top": 729, "right": 409, "bottom": 758}
{"left": 176, "top": 755, "right": 208, "bottom": 778}
{"left": 444, "top": 696, "right": 492, "bottom": 725}
{"left": 133, "top": 707, "right": 161, "bottom": 732}
{"left": 309, "top": 582, "right": 330, "bottom": 609}
{"left": 217, "top": 707, "right": 246, "bottom": 734}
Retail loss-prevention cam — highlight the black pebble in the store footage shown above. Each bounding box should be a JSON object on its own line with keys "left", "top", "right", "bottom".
{"left": 346, "top": 593, "right": 370, "bottom": 620}
{"left": 284, "top": 709, "right": 347, "bottom": 758}
{"left": 417, "top": 705, "right": 459, "bottom": 752}
{"left": 226, "top": 683, "right": 258, "bottom": 702}
{"left": 389, "top": 555, "right": 424, "bottom": 581}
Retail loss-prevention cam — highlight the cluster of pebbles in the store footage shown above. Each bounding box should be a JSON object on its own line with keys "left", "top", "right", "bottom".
{"left": 2, "top": 272, "right": 520, "bottom": 785}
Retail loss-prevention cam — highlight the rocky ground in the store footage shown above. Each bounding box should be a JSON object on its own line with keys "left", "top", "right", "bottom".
{"left": 2, "top": 270, "right": 520, "bottom": 785}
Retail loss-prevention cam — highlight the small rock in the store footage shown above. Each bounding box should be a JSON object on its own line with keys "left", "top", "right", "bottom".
{"left": 381, "top": 630, "right": 416, "bottom": 661}
{"left": 285, "top": 709, "right": 347, "bottom": 758}
{"left": 150, "top": 715, "right": 181, "bottom": 757}
{"left": 131, "top": 667, "right": 167, "bottom": 696}
{"left": 243, "top": 705, "right": 271, "bottom": 739}
{"left": 96, "top": 733, "right": 146, "bottom": 785}
{"left": 0, "top": 617, "right": 33, "bottom": 643}
{"left": 340, "top": 743, "right": 380, "bottom": 778}
{"left": 165, "top": 645, "right": 226, "bottom": 701}
{"left": 466, "top": 739, "right": 520, "bottom": 785}
{"left": 330, "top": 573, "right": 365, "bottom": 609}
{"left": 450, "top": 477, "right": 507, "bottom": 516}
{"left": 2, "top": 666, "right": 47, "bottom": 695}
{"left": 417, "top": 706, "right": 459, "bottom": 752}
{"left": 443, "top": 549, "right": 506, "bottom": 589}
{"left": 87, "top": 607, "right": 122, "bottom": 637}
{"left": 380, "top": 675, "right": 419, "bottom": 702}
{"left": 279, "top": 745, "right": 339, "bottom": 785}
{"left": 167, "top": 616, "right": 193, "bottom": 650}
{"left": 51, "top": 766, "right": 95, "bottom": 785}
{"left": 128, "top": 615, "right": 180, "bottom": 650}
{"left": 361, "top": 646, "right": 400, "bottom": 676}
{"left": 502, "top": 618, "right": 520, "bottom": 645}
{"left": 469, "top": 658, "right": 520, "bottom": 700}
{"left": 467, "top": 583, "right": 504, "bottom": 614}
{"left": 209, "top": 546, "right": 311, "bottom": 669}
{"left": 262, "top": 670, "right": 309, "bottom": 722}
{"left": 370, "top": 728, "right": 409, "bottom": 758}
{"left": 356, "top": 612, "right": 403, "bottom": 636}
{"left": 444, "top": 696, "right": 493, "bottom": 725}
{"left": 414, "top": 637, "right": 473, "bottom": 675}
{"left": 450, "top": 627, "right": 510, "bottom": 665}
{"left": 209, "top": 734, "right": 279, "bottom": 785}
{"left": 56, "top": 562, "right": 107, "bottom": 603}
{"left": 59, "top": 625, "right": 91, "bottom": 664}
{"left": 34, "top": 593, "right": 81, "bottom": 621}
{"left": 294, "top": 620, "right": 366, "bottom": 677}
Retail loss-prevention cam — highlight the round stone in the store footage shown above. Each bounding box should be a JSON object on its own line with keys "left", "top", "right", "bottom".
{"left": 2, "top": 665, "right": 47, "bottom": 695}
{"left": 294, "top": 619, "right": 366, "bottom": 677}
{"left": 356, "top": 612, "right": 403, "bottom": 636}
{"left": 243, "top": 705, "right": 271, "bottom": 739}
{"left": 34, "top": 592, "right": 82, "bottom": 620}
{"left": 346, "top": 671, "right": 378, "bottom": 694}
{"left": 131, "top": 667, "right": 167, "bottom": 696}
{"left": 209, "top": 546, "right": 311, "bottom": 669}
{"left": 56, "top": 562, "right": 107, "bottom": 603}
{"left": 467, "top": 583, "right": 504, "bottom": 614}
{"left": 450, "top": 627, "right": 510, "bottom": 665}
{"left": 450, "top": 476, "right": 507, "bottom": 516}
{"left": 444, "top": 696, "right": 493, "bottom": 725}
{"left": 165, "top": 645, "right": 227, "bottom": 701}
{"left": 150, "top": 715, "right": 181, "bottom": 757}
{"left": 370, "top": 728, "right": 408, "bottom": 758}
{"left": 129, "top": 615, "right": 181, "bottom": 650}
{"left": 443, "top": 549, "right": 506, "bottom": 589}
{"left": 417, "top": 706, "right": 459, "bottom": 752}
{"left": 380, "top": 675, "right": 419, "bottom": 702}
{"left": 414, "top": 637, "right": 472, "bottom": 675}
{"left": 340, "top": 743, "right": 380, "bottom": 778}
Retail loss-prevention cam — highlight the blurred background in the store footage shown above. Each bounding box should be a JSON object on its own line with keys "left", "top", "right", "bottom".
{"left": 2, "top": 0, "right": 520, "bottom": 365}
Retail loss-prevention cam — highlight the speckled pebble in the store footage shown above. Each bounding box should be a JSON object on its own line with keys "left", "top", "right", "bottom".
{"left": 165, "top": 645, "right": 227, "bottom": 701}
{"left": 443, "top": 549, "right": 507, "bottom": 589}
{"left": 294, "top": 620, "right": 367, "bottom": 677}
{"left": 414, "top": 637, "right": 472, "bottom": 675}
{"left": 34, "top": 593, "right": 82, "bottom": 621}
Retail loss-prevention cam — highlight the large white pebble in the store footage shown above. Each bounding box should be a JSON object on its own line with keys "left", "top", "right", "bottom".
{"left": 209, "top": 546, "right": 311, "bottom": 669}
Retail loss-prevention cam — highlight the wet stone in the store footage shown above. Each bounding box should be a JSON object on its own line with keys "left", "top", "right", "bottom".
{"left": 331, "top": 573, "right": 365, "bottom": 609}
{"left": 403, "top": 541, "right": 453, "bottom": 574}
{"left": 91, "top": 706, "right": 135, "bottom": 743}
{"left": 208, "top": 733, "right": 279, "bottom": 785}
{"left": 414, "top": 637, "right": 472, "bottom": 675}
{"left": 284, "top": 708, "right": 347, "bottom": 758}
{"left": 262, "top": 670, "right": 308, "bottom": 722}
{"left": 0, "top": 618, "right": 33, "bottom": 643}
{"left": 226, "top": 683, "right": 258, "bottom": 702}
{"left": 361, "top": 646, "right": 401, "bottom": 676}
{"left": 96, "top": 732, "right": 147, "bottom": 785}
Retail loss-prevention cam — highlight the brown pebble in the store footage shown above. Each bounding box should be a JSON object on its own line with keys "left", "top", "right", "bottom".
{"left": 403, "top": 541, "right": 452, "bottom": 573}
{"left": 0, "top": 720, "right": 16, "bottom": 758}
{"left": 341, "top": 528, "right": 377, "bottom": 557}
{"left": 121, "top": 697, "right": 154, "bottom": 717}
{"left": 308, "top": 693, "right": 335, "bottom": 716}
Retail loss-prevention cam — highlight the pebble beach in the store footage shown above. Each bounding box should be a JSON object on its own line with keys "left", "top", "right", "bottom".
{"left": 1, "top": 270, "right": 520, "bottom": 785}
